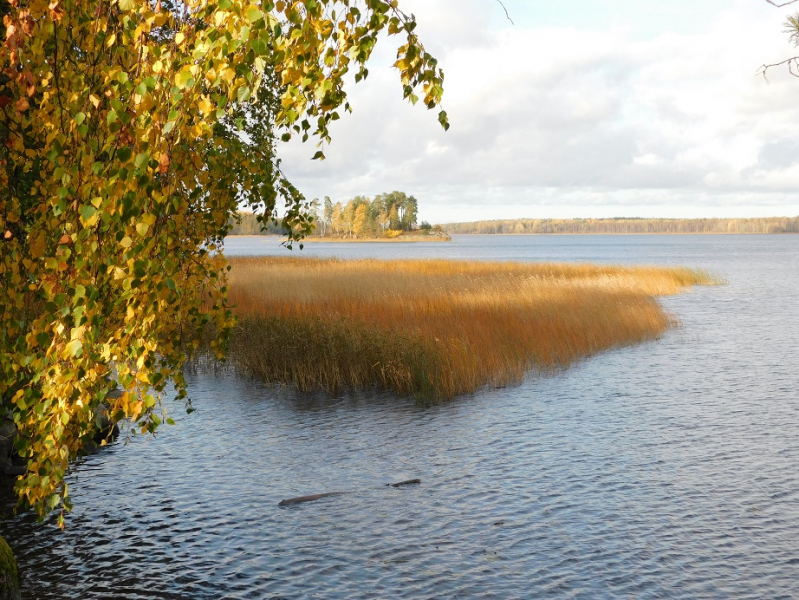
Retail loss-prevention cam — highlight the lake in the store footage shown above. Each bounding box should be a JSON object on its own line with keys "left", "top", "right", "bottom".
{"left": 2, "top": 234, "right": 798, "bottom": 598}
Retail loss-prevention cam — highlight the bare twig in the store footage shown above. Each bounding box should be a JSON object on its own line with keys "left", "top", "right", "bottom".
{"left": 758, "top": 56, "right": 799, "bottom": 81}
{"left": 760, "top": 1, "right": 799, "bottom": 79}
{"left": 496, "top": 0, "right": 514, "bottom": 25}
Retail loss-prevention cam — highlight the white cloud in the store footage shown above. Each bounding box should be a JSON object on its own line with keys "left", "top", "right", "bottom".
{"left": 277, "top": 0, "right": 799, "bottom": 222}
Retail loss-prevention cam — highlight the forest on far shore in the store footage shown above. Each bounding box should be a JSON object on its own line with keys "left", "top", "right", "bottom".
{"left": 229, "top": 191, "right": 447, "bottom": 238}
{"left": 442, "top": 216, "right": 799, "bottom": 235}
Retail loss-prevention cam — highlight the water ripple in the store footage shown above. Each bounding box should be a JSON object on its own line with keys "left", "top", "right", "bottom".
{"left": 2, "top": 235, "right": 799, "bottom": 598}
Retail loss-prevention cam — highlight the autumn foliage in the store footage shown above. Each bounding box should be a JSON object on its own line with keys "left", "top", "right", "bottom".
{"left": 0, "top": 0, "right": 446, "bottom": 521}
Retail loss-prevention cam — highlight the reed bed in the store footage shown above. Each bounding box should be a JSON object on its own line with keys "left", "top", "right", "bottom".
{"left": 224, "top": 257, "right": 715, "bottom": 402}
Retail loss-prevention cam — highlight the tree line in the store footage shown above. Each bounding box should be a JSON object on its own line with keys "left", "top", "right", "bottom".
{"left": 443, "top": 217, "right": 799, "bottom": 235}
{"left": 230, "top": 191, "right": 445, "bottom": 238}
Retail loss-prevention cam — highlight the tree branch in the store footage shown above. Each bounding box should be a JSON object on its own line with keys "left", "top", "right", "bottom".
{"left": 496, "top": 0, "right": 514, "bottom": 25}
{"left": 758, "top": 56, "right": 799, "bottom": 81}
{"left": 761, "top": 1, "right": 799, "bottom": 79}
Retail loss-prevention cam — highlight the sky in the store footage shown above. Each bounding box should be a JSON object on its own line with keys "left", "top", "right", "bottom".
{"left": 278, "top": 0, "right": 799, "bottom": 224}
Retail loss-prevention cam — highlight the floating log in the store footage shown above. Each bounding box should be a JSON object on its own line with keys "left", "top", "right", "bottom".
{"left": 387, "top": 479, "right": 421, "bottom": 488}
{"left": 278, "top": 492, "right": 347, "bottom": 506}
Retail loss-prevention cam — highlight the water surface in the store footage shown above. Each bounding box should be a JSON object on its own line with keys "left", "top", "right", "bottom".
{"left": 3, "top": 234, "right": 798, "bottom": 598}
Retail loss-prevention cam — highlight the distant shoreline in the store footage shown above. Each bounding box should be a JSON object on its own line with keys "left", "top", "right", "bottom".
{"left": 226, "top": 231, "right": 796, "bottom": 241}
{"left": 441, "top": 216, "right": 799, "bottom": 236}
{"left": 441, "top": 231, "right": 798, "bottom": 236}
{"left": 226, "top": 234, "right": 452, "bottom": 243}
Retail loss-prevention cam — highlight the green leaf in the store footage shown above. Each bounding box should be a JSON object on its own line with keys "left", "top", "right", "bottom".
{"left": 74, "top": 112, "right": 86, "bottom": 125}
{"left": 175, "top": 68, "right": 194, "bottom": 89}
{"left": 79, "top": 205, "right": 97, "bottom": 222}
{"left": 438, "top": 110, "right": 450, "bottom": 131}
{"left": 135, "top": 152, "right": 149, "bottom": 168}
{"left": 251, "top": 38, "right": 267, "bottom": 55}
{"left": 64, "top": 339, "right": 83, "bottom": 358}
{"left": 117, "top": 147, "right": 132, "bottom": 162}
{"left": 246, "top": 6, "right": 263, "bottom": 23}
{"left": 237, "top": 86, "right": 251, "bottom": 103}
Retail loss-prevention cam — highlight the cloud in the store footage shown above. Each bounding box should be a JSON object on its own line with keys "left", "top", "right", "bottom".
{"left": 277, "top": 0, "right": 799, "bottom": 222}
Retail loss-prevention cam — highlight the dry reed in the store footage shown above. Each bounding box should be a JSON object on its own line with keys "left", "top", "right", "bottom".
{"left": 224, "top": 257, "right": 715, "bottom": 402}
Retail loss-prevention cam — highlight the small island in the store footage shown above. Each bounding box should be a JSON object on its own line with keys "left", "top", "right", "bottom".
{"left": 228, "top": 191, "right": 450, "bottom": 241}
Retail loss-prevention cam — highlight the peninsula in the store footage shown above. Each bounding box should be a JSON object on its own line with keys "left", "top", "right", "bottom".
{"left": 229, "top": 191, "right": 450, "bottom": 241}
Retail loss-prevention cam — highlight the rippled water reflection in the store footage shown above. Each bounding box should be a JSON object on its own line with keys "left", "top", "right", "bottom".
{"left": 3, "top": 235, "right": 799, "bottom": 598}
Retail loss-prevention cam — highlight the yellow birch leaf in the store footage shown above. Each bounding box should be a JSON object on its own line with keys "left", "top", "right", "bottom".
{"left": 30, "top": 233, "right": 46, "bottom": 258}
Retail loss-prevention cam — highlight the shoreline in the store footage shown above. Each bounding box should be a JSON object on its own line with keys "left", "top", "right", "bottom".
{"left": 226, "top": 235, "right": 452, "bottom": 243}
{"left": 227, "top": 231, "right": 798, "bottom": 241}
{"left": 443, "top": 231, "right": 799, "bottom": 236}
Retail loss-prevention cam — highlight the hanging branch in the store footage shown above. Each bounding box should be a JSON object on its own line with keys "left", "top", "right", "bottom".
{"left": 496, "top": 0, "right": 514, "bottom": 25}
{"left": 760, "top": 0, "right": 799, "bottom": 80}
{"left": 759, "top": 56, "right": 799, "bottom": 81}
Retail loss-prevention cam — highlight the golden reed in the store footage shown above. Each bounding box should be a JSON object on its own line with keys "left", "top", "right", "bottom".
{"left": 224, "top": 257, "right": 715, "bottom": 401}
